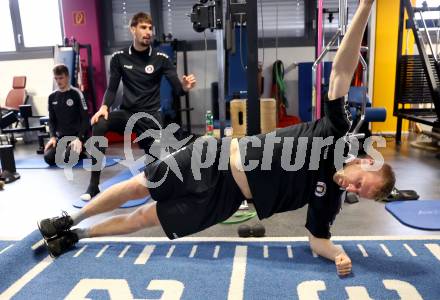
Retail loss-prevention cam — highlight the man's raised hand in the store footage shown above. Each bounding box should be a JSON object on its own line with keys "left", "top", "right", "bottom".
{"left": 361, "top": 0, "right": 374, "bottom": 6}
{"left": 182, "top": 74, "right": 196, "bottom": 92}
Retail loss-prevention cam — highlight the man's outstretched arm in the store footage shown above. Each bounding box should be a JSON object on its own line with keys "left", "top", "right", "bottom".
{"left": 328, "top": 0, "right": 374, "bottom": 100}
{"left": 308, "top": 232, "right": 352, "bottom": 276}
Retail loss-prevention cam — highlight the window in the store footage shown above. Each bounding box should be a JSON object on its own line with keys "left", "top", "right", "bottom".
{"left": 417, "top": 0, "right": 440, "bottom": 6}
{"left": 319, "top": 0, "right": 359, "bottom": 32}
{"left": 415, "top": 0, "right": 440, "bottom": 21}
{"left": 0, "top": 0, "right": 15, "bottom": 52}
{"left": 112, "top": 0, "right": 151, "bottom": 42}
{"left": 258, "top": 0, "right": 305, "bottom": 38}
{"left": 163, "top": 0, "right": 305, "bottom": 42}
{"left": 163, "top": 0, "right": 216, "bottom": 41}
{"left": 18, "top": 0, "right": 62, "bottom": 48}
{"left": 0, "top": 0, "right": 63, "bottom": 59}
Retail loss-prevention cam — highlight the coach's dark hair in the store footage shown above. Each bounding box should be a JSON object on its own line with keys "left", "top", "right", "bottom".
{"left": 130, "top": 12, "right": 153, "bottom": 27}
{"left": 52, "top": 64, "right": 69, "bottom": 76}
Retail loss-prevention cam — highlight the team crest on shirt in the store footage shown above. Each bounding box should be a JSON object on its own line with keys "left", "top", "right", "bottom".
{"left": 315, "top": 181, "right": 327, "bottom": 197}
{"left": 145, "top": 65, "right": 155, "bottom": 74}
{"left": 66, "top": 99, "right": 74, "bottom": 107}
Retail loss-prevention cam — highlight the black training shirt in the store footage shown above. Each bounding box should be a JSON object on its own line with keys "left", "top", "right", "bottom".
{"left": 241, "top": 95, "right": 352, "bottom": 238}
{"left": 48, "top": 87, "right": 89, "bottom": 141}
{"left": 104, "top": 45, "right": 185, "bottom": 112}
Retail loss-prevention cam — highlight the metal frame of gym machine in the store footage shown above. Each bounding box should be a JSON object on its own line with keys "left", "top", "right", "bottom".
{"left": 394, "top": 0, "right": 440, "bottom": 144}
{"left": 54, "top": 43, "right": 98, "bottom": 114}
{"left": 312, "top": 0, "right": 369, "bottom": 138}
{"left": 190, "top": 0, "right": 260, "bottom": 137}
{"left": 158, "top": 39, "right": 194, "bottom": 136}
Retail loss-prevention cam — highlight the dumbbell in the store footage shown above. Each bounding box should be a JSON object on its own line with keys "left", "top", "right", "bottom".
{"left": 345, "top": 192, "right": 359, "bottom": 204}
{"left": 238, "top": 223, "right": 266, "bottom": 238}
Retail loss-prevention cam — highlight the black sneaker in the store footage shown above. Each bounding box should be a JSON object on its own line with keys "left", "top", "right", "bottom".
{"left": 38, "top": 211, "right": 73, "bottom": 239}
{"left": 80, "top": 184, "right": 100, "bottom": 201}
{"left": 45, "top": 230, "right": 79, "bottom": 258}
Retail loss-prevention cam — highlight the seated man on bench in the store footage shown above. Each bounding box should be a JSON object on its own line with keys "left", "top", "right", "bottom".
{"left": 44, "top": 64, "right": 89, "bottom": 166}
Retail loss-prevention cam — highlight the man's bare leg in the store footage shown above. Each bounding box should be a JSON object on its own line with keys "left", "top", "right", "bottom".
{"left": 80, "top": 173, "right": 150, "bottom": 218}
{"left": 38, "top": 173, "right": 152, "bottom": 239}
{"left": 40, "top": 173, "right": 162, "bottom": 257}
{"left": 75, "top": 173, "right": 161, "bottom": 237}
{"left": 87, "top": 201, "right": 161, "bottom": 238}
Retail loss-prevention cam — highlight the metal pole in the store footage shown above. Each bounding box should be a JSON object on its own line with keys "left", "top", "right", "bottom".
{"left": 216, "top": 29, "right": 226, "bottom": 138}
{"left": 213, "top": 0, "right": 226, "bottom": 138}
{"left": 405, "top": 0, "right": 440, "bottom": 120}
{"left": 394, "top": 0, "right": 406, "bottom": 144}
{"left": 315, "top": 0, "right": 324, "bottom": 121}
{"left": 313, "top": 0, "right": 370, "bottom": 138}
{"left": 182, "top": 41, "right": 192, "bottom": 134}
{"left": 339, "top": 0, "right": 348, "bottom": 36}
{"left": 352, "top": 54, "right": 368, "bottom": 134}
{"left": 312, "top": 30, "right": 341, "bottom": 121}
{"left": 246, "top": 0, "right": 260, "bottom": 135}
{"left": 419, "top": 11, "right": 438, "bottom": 63}
{"left": 313, "top": 0, "right": 347, "bottom": 121}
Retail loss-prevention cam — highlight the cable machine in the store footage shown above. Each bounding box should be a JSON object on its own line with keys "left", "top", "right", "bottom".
{"left": 313, "top": 0, "right": 368, "bottom": 132}
{"left": 190, "top": 0, "right": 260, "bottom": 137}
{"left": 394, "top": 0, "right": 440, "bottom": 143}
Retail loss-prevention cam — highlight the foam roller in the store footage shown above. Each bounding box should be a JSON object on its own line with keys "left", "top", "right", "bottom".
{"left": 351, "top": 107, "right": 387, "bottom": 123}
{"left": 348, "top": 86, "right": 370, "bottom": 105}
{"left": 260, "top": 98, "right": 276, "bottom": 134}
{"left": 230, "top": 99, "right": 247, "bottom": 137}
{"left": 365, "top": 107, "right": 387, "bottom": 122}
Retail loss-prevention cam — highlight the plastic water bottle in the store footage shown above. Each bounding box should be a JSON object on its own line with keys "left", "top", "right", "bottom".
{"left": 205, "top": 110, "right": 214, "bottom": 136}
{"left": 224, "top": 127, "right": 233, "bottom": 137}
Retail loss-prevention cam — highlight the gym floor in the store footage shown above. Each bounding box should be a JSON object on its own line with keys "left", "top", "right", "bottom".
{"left": 0, "top": 134, "right": 439, "bottom": 241}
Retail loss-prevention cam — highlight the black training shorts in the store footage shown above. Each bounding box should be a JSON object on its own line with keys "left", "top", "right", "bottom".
{"left": 144, "top": 140, "right": 244, "bottom": 239}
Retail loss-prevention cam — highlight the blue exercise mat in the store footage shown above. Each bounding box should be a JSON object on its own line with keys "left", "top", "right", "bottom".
{"left": 15, "top": 156, "right": 121, "bottom": 169}
{"left": 73, "top": 168, "right": 150, "bottom": 209}
{"left": 386, "top": 200, "right": 440, "bottom": 230}
{"left": 72, "top": 197, "right": 149, "bottom": 209}
{"left": 99, "top": 168, "right": 144, "bottom": 191}
{"left": 2, "top": 231, "right": 440, "bottom": 299}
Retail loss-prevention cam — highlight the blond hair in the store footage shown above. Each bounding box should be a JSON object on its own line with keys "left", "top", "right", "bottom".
{"left": 372, "top": 163, "right": 396, "bottom": 200}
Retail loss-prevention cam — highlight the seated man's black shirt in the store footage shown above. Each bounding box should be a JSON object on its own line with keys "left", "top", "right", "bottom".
{"left": 48, "top": 87, "right": 89, "bottom": 141}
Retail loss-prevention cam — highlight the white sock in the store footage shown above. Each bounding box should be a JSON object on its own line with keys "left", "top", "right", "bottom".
{"left": 239, "top": 200, "right": 249, "bottom": 210}
{"left": 73, "top": 228, "right": 90, "bottom": 240}
{"left": 70, "top": 211, "right": 87, "bottom": 226}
